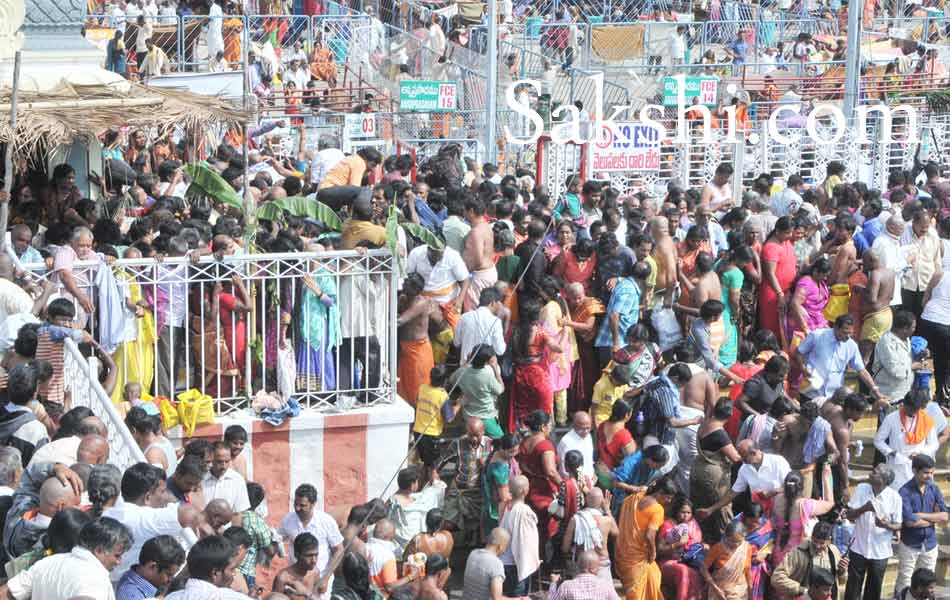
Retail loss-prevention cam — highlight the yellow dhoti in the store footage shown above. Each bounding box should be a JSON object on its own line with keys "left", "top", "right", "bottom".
{"left": 860, "top": 307, "right": 893, "bottom": 342}
{"left": 822, "top": 283, "right": 851, "bottom": 323}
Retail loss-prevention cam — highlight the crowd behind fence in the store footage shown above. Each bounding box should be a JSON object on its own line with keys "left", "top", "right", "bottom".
{"left": 27, "top": 250, "right": 398, "bottom": 417}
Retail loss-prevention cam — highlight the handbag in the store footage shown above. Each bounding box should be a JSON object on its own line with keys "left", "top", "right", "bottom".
{"left": 176, "top": 389, "right": 216, "bottom": 437}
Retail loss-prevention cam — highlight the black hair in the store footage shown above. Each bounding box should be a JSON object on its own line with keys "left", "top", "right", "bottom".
{"left": 79, "top": 517, "right": 133, "bottom": 555}
{"left": 7, "top": 364, "right": 37, "bottom": 406}
{"left": 45, "top": 508, "right": 93, "bottom": 554}
{"left": 911, "top": 568, "right": 937, "bottom": 591}
{"left": 524, "top": 409, "right": 551, "bottom": 433}
{"left": 609, "top": 399, "right": 633, "bottom": 423}
{"left": 247, "top": 482, "right": 265, "bottom": 511}
{"left": 13, "top": 323, "right": 39, "bottom": 358}
{"left": 187, "top": 536, "right": 237, "bottom": 581}
{"left": 341, "top": 551, "right": 375, "bottom": 600}
{"left": 224, "top": 425, "right": 248, "bottom": 443}
{"left": 425, "top": 508, "right": 444, "bottom": 534}
{"left": 140, "top": 534, "right": 186, "bottom": 572}
{"left": 125, "top": 406, "right": 162, "bottom": 436}
{"left": 223, "top": 525, "right": 253, "bottom": 550}
{"left": 713, "top": 398, "right": 734, "bottom": 421}
{"left": 397, "top": 466, "right": 419, "bottom": 491}
{"left": 121, "top": 462, "right": 165, "bottom": 502}
{"left": 643, "top": 444, "right": 669, "bottom": 464}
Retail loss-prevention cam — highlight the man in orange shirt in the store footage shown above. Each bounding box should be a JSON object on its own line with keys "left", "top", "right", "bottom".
{"left": 316, "top": 148, "right": 383, "bottom": 210}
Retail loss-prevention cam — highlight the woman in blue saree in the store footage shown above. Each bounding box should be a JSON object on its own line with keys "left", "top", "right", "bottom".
{"left": 734, "top": 505, "right": 773, "bottom": 600}
{"left": 296, "top": 266, "right": 341, "bottom": 392}
{"left": 609, "top": 444, "right": 671, "bottom": 517}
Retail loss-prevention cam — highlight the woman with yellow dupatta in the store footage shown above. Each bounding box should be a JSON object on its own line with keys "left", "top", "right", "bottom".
{"left": 701, "top": 520, "right": 753, "bottom": 600}
{"left": 111, "top": 248, "right": 155, "bottom": 406}
{"left": 616, "top": 479, "right": 677, "bottom": 600}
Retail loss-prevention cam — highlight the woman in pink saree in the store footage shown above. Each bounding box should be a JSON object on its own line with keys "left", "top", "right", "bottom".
{"left": 539, "top": 277, "right": 576, "bottom": 427}
{"left": 769, "top": 471, "right": 835, "bottom": 566}
{"left": 659, "top": 497, "right": 704, "bottom": 600}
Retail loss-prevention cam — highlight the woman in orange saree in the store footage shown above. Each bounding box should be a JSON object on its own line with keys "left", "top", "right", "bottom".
{"left": 616, "top": 480, "right": 677, "bottom": 600}
{"left": 701, "top": 521, "right": 753, "bottom": 600}
{"left": 310, "top": 40, "right": 338, "bottom": 87}
{"left": 223, "top": 18, "right": 243, "bottom": 64}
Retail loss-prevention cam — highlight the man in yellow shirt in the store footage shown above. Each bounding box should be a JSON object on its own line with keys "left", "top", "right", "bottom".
{"left": 340, "top": 192, "right": 387, "bottom": 250}
{"left": 413, "top": 365, "right": 451, "bottom": 469}
{"left": 591, "top": 365, "right": 632, "bottom": 427}
{"left": 316, "top": 148, "right": 383, "bottom": 210}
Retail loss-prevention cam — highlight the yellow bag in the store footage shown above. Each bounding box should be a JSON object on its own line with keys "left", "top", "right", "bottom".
{"left": 176, "top": 389, "right": 216, "bottom": 437}
{"left": 157, "top": 396, "right": 180, "bottom": 431}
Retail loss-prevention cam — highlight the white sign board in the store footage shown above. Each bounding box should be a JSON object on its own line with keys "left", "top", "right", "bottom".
{"left": 345, "top": 114, "right": 377, "bottom": 140}
{"left": 590, "top": 123, "right": 661, "bottom": 172}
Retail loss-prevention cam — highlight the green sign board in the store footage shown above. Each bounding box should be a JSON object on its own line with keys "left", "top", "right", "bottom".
{"left": 399, "top": 81, "right": 458, "bottom": 112}
{"left": 662, "top": 76, "right": 719, "bottom": 107}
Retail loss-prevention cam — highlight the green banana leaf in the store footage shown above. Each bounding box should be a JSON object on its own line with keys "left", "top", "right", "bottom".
{"left": 183, "top": 162, "right": 243, "bottom": 211}
{"left": 401, "top": 221, "right": 444, "bottom": 250}
{"left": 256, "top": 196, "right": 343, "bottom": 232}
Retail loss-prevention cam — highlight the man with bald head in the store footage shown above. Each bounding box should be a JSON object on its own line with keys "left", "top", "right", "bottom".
{"left": 4, "top": 464, "right": 82, "bottom": 557}
{"left": 340, "top": 190, "right": 387, "bottom": 251}
{"left": 205, "top": 498, "right": 235, "bottom": 532}
{"left": 76, "top": 434, "right": 110, "bottom": 465}
{"left": 871, "top": 215, "right": 909, "bottom": 308}
{"left": 557, "top": 411, "right": 594, "bottom": 480}
{"left": 549, "top": 549, "right": 620, "bottom": 599}
{"left": 28, "top": 416, "right": 107, "bottom": 467}
{"left": 364, "top": 518, "right": 419, "bottom": 594}
{"left": 697, "top": 439, "right": 791, "bottom": 525}
{"left": 52, "top": 226, "right": 99, "bottom": 325}
{"left": 443, "top": 417, "right": 491, "bottom": 545}
{"left": 561, "top": 488, "right": 618, "bottom": 582}
{"left": 858, "top": 248, "right": 896, "bottom": 363}
{"left": 6, "top": 223, "right": 42, "bottom": 268}
{"left": 464, "top": 527, "right": 510, "bottom": 599}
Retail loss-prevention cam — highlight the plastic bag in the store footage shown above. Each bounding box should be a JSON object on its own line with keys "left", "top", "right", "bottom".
{"left": 276, "top": 343, "right": 296, "bottom": 403}
{"left": 157, "top": 396, "right": 180, "bottom": 430}
{"left": 651, "top": 308, "right": 682, "bottom": 352}
{"left": 176, "top": 389, "right": 215, "bottom": 437}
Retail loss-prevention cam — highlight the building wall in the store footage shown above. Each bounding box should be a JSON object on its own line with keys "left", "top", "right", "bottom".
{"left": 167, "top": 401, "right": 414, "bottom": 523}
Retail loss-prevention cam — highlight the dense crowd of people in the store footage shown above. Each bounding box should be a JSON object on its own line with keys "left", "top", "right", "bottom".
{"left": 388, "top": 153, "right": 950, "bottom": 600}
{"left": 1, "top": 68, "right": 950, "bottom": 600}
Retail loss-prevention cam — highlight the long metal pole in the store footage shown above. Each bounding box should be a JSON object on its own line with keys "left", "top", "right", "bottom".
{"left": 0, "top": 51, "right": 22, "bottom": 252}
{"left": 842, "top": 0, "right": 862, "bottom": 121}
{"left": 485, "top": 0, "right": 498, "bottom": 165}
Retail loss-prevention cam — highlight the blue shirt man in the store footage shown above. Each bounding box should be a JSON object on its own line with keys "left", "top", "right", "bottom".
{"left": 899, "top": 455, "right": 949, "bottom": 553}
{"left": 796, "top": 317, "right": 884, "bottom": 401}
{"left": 595, "top": 275, "right": 641, "bottom": 352}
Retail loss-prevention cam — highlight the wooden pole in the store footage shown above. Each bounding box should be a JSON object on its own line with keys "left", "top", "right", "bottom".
{"left": 0, "top": 51, "right": 22, "bottom": 252}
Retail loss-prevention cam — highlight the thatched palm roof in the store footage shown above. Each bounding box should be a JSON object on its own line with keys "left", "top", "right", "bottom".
{"left": 0, "top": 80, "right": 252, "bottom": 156}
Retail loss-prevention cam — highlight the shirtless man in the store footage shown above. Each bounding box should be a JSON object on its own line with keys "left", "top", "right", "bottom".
{"left": 462, "top": 197, "right": 497, "bottom": 313}
{"left": 700, "top": 163, "right": 734, "bottom": 214}
{"left": 413, "top": 554, "right": 450, "bottom": 600}
{"left": 404, "top": 508, "right": 454, "bottom": 562}
{"left": 827, "top": 214, "right": 859, "bottom": 285}
{"left": 397, "top": 273, "right": 434, "bottom": 404}
{"left": 560, "top": 487, "right": 618, "bottom": 579}
{"left": 675, "top": 251, "right": 721, "bottom": 317}
{"left": 273, "top": 532, "right": 320, "bottom": 598}
{"left": 650, "top": 217, "right": 678, "bottom": 309}
{"left": 858, "top": 248, "right": 896, "bottom": 363}
{"left": 821, "top": 392, "right": 868, "bottom": 503}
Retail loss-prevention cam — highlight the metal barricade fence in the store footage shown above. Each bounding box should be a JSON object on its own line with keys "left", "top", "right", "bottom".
{"left": 65, "top": 338, "right": 148, "bottom": 471}
{"left": 27, "top": 249, "right": 398, "bottom": 416}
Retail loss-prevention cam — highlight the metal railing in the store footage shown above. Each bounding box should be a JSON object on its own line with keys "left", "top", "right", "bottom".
{"left": 64, "top": 338, "right": 147, "bottom": 471}
{"left": 28, "top": 249, "right": 399, "bottom": 416}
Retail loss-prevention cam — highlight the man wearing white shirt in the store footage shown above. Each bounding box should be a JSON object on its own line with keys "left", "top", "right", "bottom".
{"left": 871, "top": 216, "right": 909, "bottom": 307}
{"left": 696, "top": 440, "right": 790, "bottom": 520}
{"left": 406, "top": 244, "right": 471, "bottom": 312}
{"left": 110, "top": 1, "right": 128, "bottom": 34}
{"left": 844, "top": 464, "right": 903, "bottom": 600}
{"left": 308, "top": 138, "right": 346, "bottom": 187}
{"left": 277, "top": 484, "right": 344, "bottom": 599}
{"left": 770, "top": 174, "right": 805, "bottom": 218}
{"left": 6, "top": 517, "right": 132, "bottom": 600}
{"left": 874, "top": 391, "right": 939, "bottom": 490}
{"left": 556, "top": 412, "right": 595, "bottom": 480}
{"left": 202, "top": 442, "right": 250, "bottom": 515}
{"left": 104, "top": 462, "right": 209, "bottom": 582}
{"left": 454, "top": 287, "right": 507, "bottom": 364}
